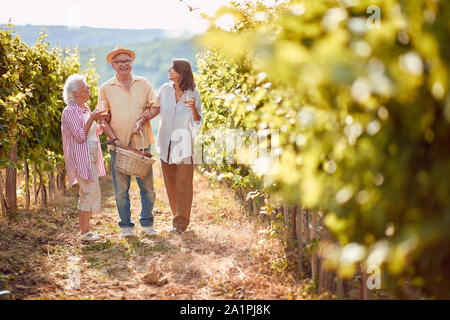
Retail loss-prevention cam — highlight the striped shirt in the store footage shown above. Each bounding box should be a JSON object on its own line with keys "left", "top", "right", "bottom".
{"left": 61, "top": 103, "right": 106, "bottom": 186}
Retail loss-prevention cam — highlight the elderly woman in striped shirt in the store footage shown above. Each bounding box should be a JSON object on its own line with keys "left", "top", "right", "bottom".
{"left": 61, "top": 74, "right": 109, "bottom": 241}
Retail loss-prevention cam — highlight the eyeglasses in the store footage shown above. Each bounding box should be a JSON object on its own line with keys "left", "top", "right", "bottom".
{"left": 113, "top": 59, "right": 132, "bottom": 66}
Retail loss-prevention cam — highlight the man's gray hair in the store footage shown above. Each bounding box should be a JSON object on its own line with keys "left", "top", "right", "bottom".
{"left": 63, "top": 74, "right": 87, "bottom": 105}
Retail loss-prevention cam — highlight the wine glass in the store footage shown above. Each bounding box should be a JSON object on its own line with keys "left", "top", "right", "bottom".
{"left": 98, "top": 101, "right": 106, "bottom": 126}
{"left": 184, "top": 90, "right": 195, "bottom": 121}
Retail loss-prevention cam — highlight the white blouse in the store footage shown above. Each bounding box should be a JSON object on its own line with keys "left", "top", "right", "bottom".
{"left": 156, "top": 82, "right": 202, "bottom": 165}
{"left": 82, "top": 111, "right": 98, "bottom": 144}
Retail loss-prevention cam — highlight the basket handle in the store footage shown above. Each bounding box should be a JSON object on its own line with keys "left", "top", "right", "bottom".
{"left": 139, "top": 129, "right": 145, "bottom": 159}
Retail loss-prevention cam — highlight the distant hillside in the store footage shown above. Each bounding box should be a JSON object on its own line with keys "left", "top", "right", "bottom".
{"left": 1, "top": 24, "right": 203, "bottom": 89}
{"left": 1, "top": 24, "right": 193, "bottom": 47}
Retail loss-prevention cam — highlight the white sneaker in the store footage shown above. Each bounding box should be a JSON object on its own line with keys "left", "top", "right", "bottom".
{"left": 142, "top": 226, "right": 158, "bottom": 236}
{"left": 168, "top": 227, "right": 183, "bottom": 235}
{"left": 79, "top": 231, "right": 101, "bottom": 241}
{"left": 121, "top": 227, "right": 134, "bottom": 238}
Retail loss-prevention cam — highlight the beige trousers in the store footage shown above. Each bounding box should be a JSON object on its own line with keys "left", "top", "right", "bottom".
{"left": 160, "top": 147, "right": 194, "bottom": 232}
{"left": 76, "top": 141, "right": 101, "bottom": 213}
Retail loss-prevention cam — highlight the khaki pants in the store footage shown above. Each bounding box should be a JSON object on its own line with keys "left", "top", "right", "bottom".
{"left": 160, "top": 151, "right": 194, "bottom": 232}
{"left": 76, "top": 141, "right": 101, "bottom": 213}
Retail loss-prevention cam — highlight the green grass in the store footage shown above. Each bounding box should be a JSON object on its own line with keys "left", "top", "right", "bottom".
{"left": 82, "top": 240, "right": 115, "bottom": 253}
{"left": 126, "top": 237, "right": 172, "bottom": 255}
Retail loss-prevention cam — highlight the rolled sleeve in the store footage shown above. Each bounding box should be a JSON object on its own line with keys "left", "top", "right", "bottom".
{"left": 146, "top": 81, "right": 159, "bottom": 108}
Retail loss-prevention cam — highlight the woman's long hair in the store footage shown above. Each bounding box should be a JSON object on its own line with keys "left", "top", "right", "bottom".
{"left": 172, "top": 58, "right": 196, "bottom": 91}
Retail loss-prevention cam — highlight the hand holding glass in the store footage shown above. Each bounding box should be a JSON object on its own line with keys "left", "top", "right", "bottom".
{"left": 91, "top": 108, "right": 108, "bottom": 121}
{"left": 98, "top": 102, "right": 107, "bottom": 125}
{"left": 184, "top": 91, "right": 195, "bottom": 120}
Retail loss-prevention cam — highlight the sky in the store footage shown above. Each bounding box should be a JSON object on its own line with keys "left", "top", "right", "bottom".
{"left": 0, "top": 0, "right": 232, "bottom": 33}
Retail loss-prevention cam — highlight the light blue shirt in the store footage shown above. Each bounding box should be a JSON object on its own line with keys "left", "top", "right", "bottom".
{"left": 156, "top": 82, "right": 202, "bottom": 164}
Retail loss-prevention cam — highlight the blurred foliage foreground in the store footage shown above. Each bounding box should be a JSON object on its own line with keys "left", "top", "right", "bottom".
{"left": 196, "top": 0, "right": 450, "bottom": 298}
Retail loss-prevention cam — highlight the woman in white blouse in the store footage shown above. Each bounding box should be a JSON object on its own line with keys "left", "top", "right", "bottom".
{"left": 137, "top": 58, "right": 202, "bottom": 235}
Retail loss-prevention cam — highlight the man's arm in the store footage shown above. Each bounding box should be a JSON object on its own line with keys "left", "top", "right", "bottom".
{"left": 100, "top": 121, "right": 122, "bottom": 147}
{"left": 144, "top": 107, "right": 160, "bottom": 121}
{"left": 143, "top": 80, "right": 160, "bottom": 122}
{"left": 131, "top": 81, "right": 161, "bottom": 135}
{"left": 131, "top": 107, "right": 160, "bottom": 135}
{"left": 97, "top": 86, "right": 120, "bottom": 145}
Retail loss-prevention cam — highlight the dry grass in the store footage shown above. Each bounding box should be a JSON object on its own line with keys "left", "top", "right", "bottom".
{"left": 0, "top": 162, "right": 320, "bottom": 300}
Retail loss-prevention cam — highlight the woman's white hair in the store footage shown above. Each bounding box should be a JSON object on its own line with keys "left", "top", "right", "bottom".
{"left": 63, "top": 74, "right": 87, "bottom": 105}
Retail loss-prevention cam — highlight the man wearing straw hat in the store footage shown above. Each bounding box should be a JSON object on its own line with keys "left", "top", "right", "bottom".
{"left": 98, "top": 45, "right": 158, "bottom": 238}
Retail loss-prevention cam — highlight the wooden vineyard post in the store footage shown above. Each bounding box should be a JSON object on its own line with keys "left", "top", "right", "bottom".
{"left": 249, "top": 198, "right": 254, "bottom": 216}
{"left": 295, "top": 206, "right": 303, "bottom": 280}
{"left": 56, "top": 165, "right": 66, "bottom": 196}
{"left": 318, "top": 215, "right": 325, "bottom": 293}
{"left": 48, "top": 160, "right": 55, "bottom": 201}
{"left": 318, "top": 218, "right": 338, "bottom": 295}
{"left": 360, "top": 264, "right": 370, "bottom": 300}
{"left": 289, "top": 205, "right": 297, "bottom": 251}
{"left": 5, "top": 143, "right": 18, "bottom": 214}
{"left": 48, "top": 171, "right": 53, "bottom": 201}
{"left": 310, "top": 213, "right": 319, "bottom": 282}
{"left": 33, "top": 163, "right": 37, "bottom": 205}
{"left": 337, "top": 276, "right": 344, "bottom": 299}
{"left": 0, "top": 169, "right": 6, "bottom": 216}
{"left": 253, "top": 197, "right": 259, "bottom": 216}
{"left": 304, "top": 210, "right": 310, "bottom": 277}
{"left": 36, "top": 166, "right": 47, "bottom": 208}
{"left": 24, "top": 158, "right": 30, "bottom": 210}
{"left": 247, "top": 189, "right": 253, "bottom": 215}
{"left": 282, "top": 203, "right": 289, "bottom": 230}
{"left": 260, "top": 196, "right": 265, "bottom": 216}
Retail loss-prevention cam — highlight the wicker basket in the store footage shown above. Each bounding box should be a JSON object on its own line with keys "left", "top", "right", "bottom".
{"left": 113, "top": 131, "right": 155, "bottom": 179}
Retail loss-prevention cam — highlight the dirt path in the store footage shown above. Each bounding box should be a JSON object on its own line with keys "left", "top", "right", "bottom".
{"left": 0, "top": 162, "right": 317, "bottom": 300}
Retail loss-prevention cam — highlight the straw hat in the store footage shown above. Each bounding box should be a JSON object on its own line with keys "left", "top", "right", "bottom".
{"left": 106, "top": 45, "right": 136, "bottom": 65}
